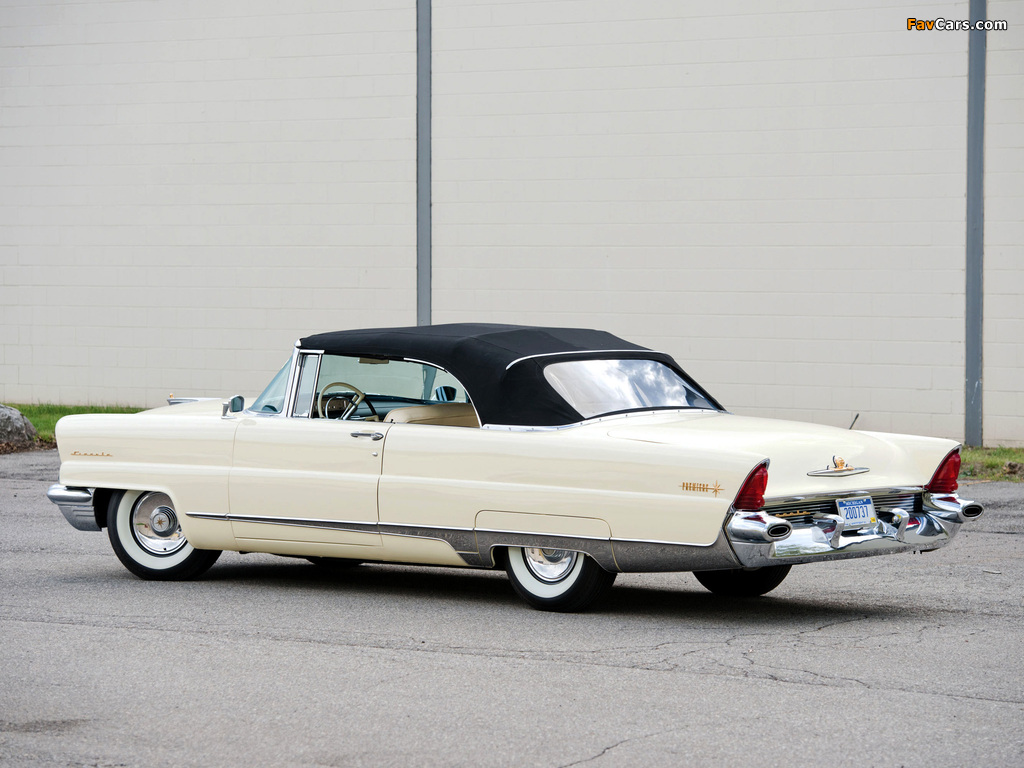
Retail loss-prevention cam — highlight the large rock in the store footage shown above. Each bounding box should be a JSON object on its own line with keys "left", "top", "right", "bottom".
{"left": 0, "top": 404, "right": 39, "bottom": 446}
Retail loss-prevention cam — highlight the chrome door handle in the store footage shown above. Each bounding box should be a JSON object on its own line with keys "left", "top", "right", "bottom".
{"left": 350, "top": 431, "right": 384, "bottom": 441}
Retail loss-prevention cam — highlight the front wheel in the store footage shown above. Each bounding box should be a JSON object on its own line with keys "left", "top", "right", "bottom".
{"left": 107, "top": 490, "right": 220, "bottom": 580}
{"left": 505, "top": 546, "right": 616, "bottom": 612}
{"left": 692, "top": 565, "right": 792, "bottom": 597}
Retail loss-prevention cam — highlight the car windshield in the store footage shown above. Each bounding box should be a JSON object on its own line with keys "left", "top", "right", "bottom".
{"left": 543, "top": 358, "right": 715, "bottom": 419}
{"left": 250, "top": 360, "right": 290, "bottom": 414}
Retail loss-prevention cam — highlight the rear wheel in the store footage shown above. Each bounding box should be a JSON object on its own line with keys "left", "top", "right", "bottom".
{"left": 692, "top": 565, "right": 791, "bottom": 597}
{"left": 505, "top": 546, "right": 616, "bottom": 612}
{"left": 107, "top": 490, "right": 220, "bottom": 580}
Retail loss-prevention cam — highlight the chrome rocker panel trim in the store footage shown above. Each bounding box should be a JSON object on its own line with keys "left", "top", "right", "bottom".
{"left": 47, "top": 484, "right": 99, "bottom": 532}
{"left": 725, "top": 490, "right": 984, "bottom": 568}
{"left": 186, "top": 511, "right": 741, "bottom": 572}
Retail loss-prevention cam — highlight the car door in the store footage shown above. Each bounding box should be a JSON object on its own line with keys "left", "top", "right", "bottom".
{"left": 228, "top": 415, "right": 390, "bottom": 548}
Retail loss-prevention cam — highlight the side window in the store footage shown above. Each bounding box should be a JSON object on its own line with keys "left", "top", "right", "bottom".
{"left": 291, "top": 354, "right": 476, "bottom": 424}
{"left": 291, "top": 354, "right": 320, "bottom": 417}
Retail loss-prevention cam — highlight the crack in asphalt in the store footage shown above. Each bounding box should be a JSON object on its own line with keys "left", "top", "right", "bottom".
{"left": 557, "top": 730, "right": 675, "bottom": 768}
{"left": 0, "top": 718, "right": 90, "bottom": 734}
{"left": 6, "top": 613, "right": 1023, "bottom": 707}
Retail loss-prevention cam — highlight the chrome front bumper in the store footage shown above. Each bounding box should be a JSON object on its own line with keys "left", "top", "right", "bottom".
{"left": 46, "top": 484, "right": 100, "bottom": 531}
{"left": 727, "top": 491, "right": 983, "bottom": 568}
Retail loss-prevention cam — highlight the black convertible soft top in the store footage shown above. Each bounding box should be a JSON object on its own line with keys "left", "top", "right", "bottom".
{"left": 299, "top": 323, "right": 720, "bottom": 426}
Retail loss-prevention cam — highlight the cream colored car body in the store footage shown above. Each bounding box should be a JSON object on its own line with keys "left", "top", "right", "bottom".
{"left": 54, "top": 398, "right": 962, "bottom": 572}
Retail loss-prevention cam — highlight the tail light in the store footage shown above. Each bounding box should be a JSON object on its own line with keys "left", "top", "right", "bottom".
{"left": 733, "top": 462, "right": 769, "bottom": 511}
{"left": 926, "top": 449, "right": 961, "bottom": 494}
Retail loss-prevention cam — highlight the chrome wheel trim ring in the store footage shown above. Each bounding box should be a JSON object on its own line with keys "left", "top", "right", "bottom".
{"left": 522, "top": 548, "right": 578, "bottom": 583}
{"left": 130, "top": 492, "right": 188, "bottom": 556}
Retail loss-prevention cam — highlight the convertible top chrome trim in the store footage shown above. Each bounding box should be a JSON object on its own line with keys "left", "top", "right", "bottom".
{"left": 402, "top": 357, "right": 449, "bottom": 373}
{"left": 481, "top": 408, "right": 717, "bottom": 432}
{"left": 504, "top": 349, "right": 661, "bottom": 371}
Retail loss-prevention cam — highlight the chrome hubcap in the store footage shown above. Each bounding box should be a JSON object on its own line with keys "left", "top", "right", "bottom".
{"left": 150, "top": 506, "right": 177, "bottom": 535}
{"left": 522, "top": 548, "right": 577, "bottom": 583}
{"left": 131, "top": 492, "right": 187, "bottom": 556}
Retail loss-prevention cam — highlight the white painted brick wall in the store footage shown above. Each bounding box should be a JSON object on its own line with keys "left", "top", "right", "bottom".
{"left": 0, "top": 0, "right": 417, "bottom": 406}
{"left": 983, "top": 0, "right": 1024, "bottom": 446}
{"left": 432, "top": 0, "right": 988, "bottom": 441}
{"left": 2, "top": 0, "right": 1020, "bottom": 446}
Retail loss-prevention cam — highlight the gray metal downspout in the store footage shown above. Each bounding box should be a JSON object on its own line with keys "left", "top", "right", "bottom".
{"left": 965, "top": 0, "right": 986, "bottom": 446}
{"left": 416, "top": 0, "right": 432, "bottom": 326}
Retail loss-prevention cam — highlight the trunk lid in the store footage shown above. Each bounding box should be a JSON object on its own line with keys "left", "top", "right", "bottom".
{"left": 606, "top": 411, "right": 957, "bottom": 499}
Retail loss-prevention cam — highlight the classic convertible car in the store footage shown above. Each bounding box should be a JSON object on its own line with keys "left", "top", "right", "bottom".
{"left": 47, "top": 323, "right": 983, "bottom": 611}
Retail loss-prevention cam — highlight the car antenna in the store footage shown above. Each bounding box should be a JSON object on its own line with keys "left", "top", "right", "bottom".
{"left": 849, "top": 413, "right": 859, "bottom": 429}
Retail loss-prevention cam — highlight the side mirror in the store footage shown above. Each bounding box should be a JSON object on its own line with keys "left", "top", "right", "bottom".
{"left": 434, "top": 385, "right": 457, "bottom": 402}
{"left": 222, "top": 395, "right": 245, "bottom": 417}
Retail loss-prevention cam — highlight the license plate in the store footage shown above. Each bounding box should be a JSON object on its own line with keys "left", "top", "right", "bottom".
{"left": 836, "top": 496, "right": 876, "bottom": 529}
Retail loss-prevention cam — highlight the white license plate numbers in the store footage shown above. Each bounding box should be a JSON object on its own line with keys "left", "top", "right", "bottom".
{"left": 836, "top": 496, "right": 876, "bottom": 528}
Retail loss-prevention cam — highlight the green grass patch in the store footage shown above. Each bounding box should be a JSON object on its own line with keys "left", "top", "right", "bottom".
{"left": 960, "top": 446, "right": 1024, "bottom": 482}
{"left": 5, "top": 403, "right": 144, "bottom": 443}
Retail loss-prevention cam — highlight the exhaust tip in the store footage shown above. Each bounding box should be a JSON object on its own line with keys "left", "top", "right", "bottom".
{"left": 961, "top": 503, "right": 984, "bottom": 520}
{"left": 766, "top": 522, "right": 793, "bottom": 541}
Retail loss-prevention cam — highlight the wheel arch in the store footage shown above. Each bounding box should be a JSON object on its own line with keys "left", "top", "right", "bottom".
{"left": 92, "top": 487, "right": 114, "bottom": 528}
{"left": 92, "top": 484, "right": 181, "bottom": 529}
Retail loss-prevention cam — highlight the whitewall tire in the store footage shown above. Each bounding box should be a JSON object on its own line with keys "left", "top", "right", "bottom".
{"left": 505, "top": 546, "right": 615, "bottom": 612}
{"left": 107, "top": 490, "right": 220, "bottom": 580}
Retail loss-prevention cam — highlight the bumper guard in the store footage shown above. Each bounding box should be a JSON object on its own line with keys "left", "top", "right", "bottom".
{"left": 727, "top": 491, "right": 983, "bottom": 568}
{"left": 46, "top": 484, "right": 100, "bottom": 531}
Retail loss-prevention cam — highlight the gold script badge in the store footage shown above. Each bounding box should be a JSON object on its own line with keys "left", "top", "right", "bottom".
{"left": 70, "top": 450, "right": 112, "bottom": 457}
{"left": 679, "top": 481, "right": 723, "bottom": 497}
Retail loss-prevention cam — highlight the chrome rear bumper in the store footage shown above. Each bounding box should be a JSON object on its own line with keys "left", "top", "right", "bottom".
{"left": 727, "top": 491, "right": 983, "bottom": 568}
{"left": 46, "top": 484, "right": 99, "bottom": 531}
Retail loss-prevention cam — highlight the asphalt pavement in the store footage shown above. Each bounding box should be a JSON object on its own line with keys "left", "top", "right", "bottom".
{"left": 2, "top": 449, "right": 1022, "bottom": 767}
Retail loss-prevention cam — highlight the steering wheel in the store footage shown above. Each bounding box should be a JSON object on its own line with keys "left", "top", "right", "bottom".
{"left": 318, "top": 381, "right": 370, "bottom": 420}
